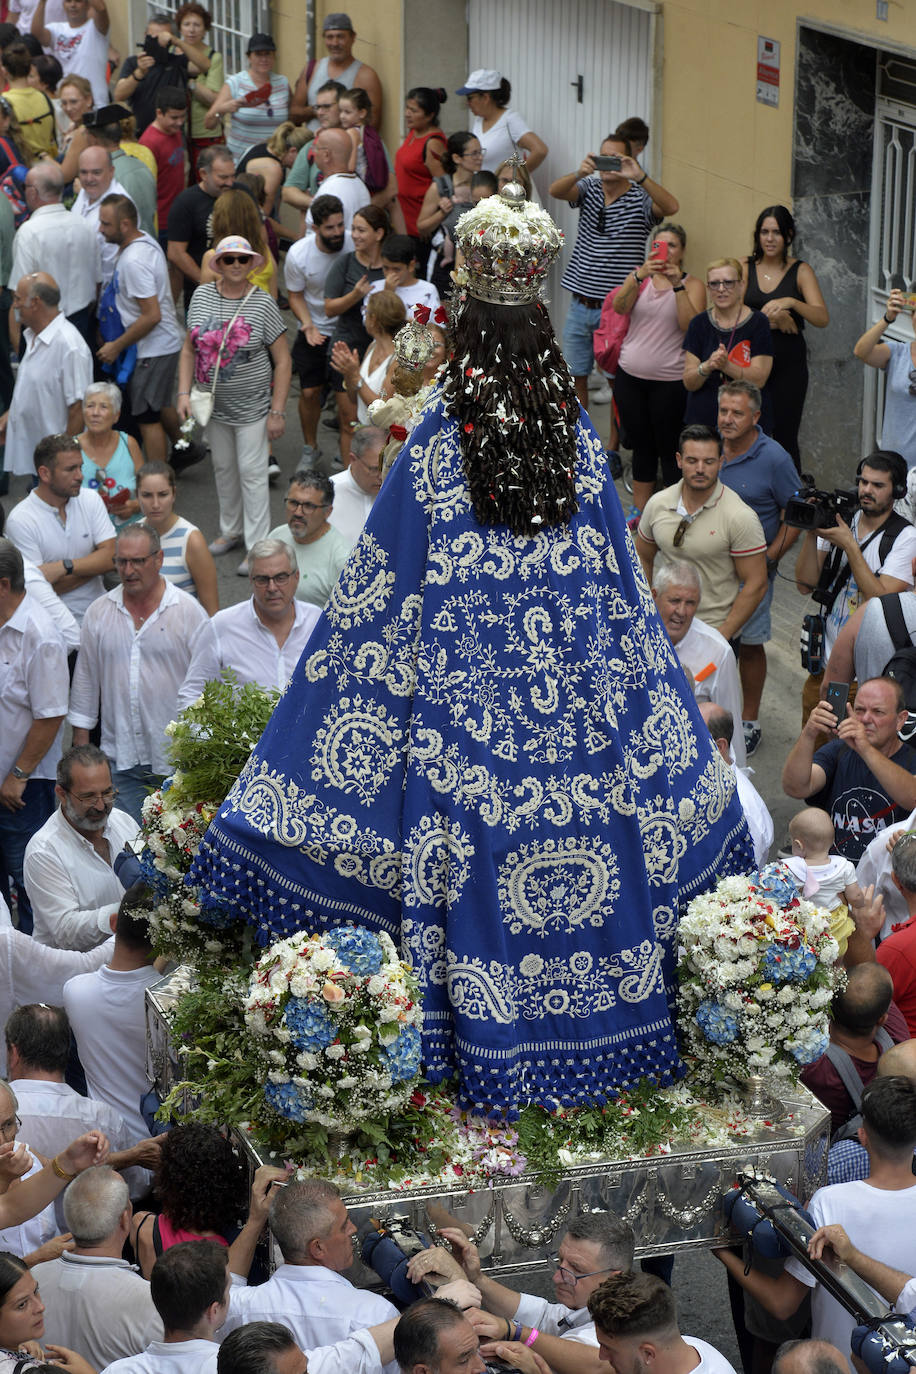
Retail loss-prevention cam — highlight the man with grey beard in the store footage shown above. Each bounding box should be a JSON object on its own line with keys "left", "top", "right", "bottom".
{"left": 24, "top": 744, "right": 139, "bottom": 950}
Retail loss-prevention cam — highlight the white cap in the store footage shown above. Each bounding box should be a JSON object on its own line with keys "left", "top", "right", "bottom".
{"left": 456, "top": 68, "right": 503, "bottom": 95}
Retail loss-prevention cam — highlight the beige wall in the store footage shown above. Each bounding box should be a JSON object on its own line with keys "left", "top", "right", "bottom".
{"left": 659, "top": 0, "right": 911, "bottom": 271}
{"left": 270, "top": 0, "right": 404, "bottom": 153}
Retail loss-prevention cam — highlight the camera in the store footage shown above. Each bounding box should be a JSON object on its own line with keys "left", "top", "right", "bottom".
{"left": 783, "top": 484, "right": 858, "bottom": 531}
{"left": 800, "top": 613, "right": 826, "bottom": 674}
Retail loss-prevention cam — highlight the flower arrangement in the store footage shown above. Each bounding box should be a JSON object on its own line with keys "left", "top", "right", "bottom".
{"left": 244, "top": 926, "right": 423, "bottom": 1132}
{"left": 677, "top": 862, "right": 843, "bottom": 1090}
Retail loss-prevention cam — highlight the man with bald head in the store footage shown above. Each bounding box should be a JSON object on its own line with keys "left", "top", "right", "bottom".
{"left": 71, "top": 146, "right": 134, "bottom": 287}
{"left": 12, "top": 163, "right": 99, "bottom": 343}
{"left": 699, "top": 701, "right": 772, "bottom": 867}
{"left": 305, "top": 126, "right": 369, "bottom": 230}
{"left": 772, "top": 1339, "right": 851, "bottom": 1374}
{"left": 0, "top": 275, "right": 92, "bottom": 477}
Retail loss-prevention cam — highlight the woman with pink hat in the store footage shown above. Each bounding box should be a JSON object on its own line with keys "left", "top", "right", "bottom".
{"left": 176, "top": 235, "right": 291, "bottom": 573}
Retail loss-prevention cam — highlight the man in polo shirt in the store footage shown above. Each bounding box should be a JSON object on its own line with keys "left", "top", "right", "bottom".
{"left": 717, "top": 379, "right": 801, "bottom": 756}
{"left": 548, "top": 132, "right": 678, "bottom": 426}
{"left": 5, "top": 434, "right": 115, "bottom": 627}
{"left": 636, "top": 424, "right": 768, "bottom": 646}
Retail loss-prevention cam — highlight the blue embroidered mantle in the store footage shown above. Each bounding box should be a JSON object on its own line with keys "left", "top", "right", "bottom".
{"left": 189, "top": 396, "right": 753, "bottom": 1112}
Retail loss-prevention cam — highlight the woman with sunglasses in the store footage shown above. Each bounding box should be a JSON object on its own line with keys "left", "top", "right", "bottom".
{"left": 77, "top": 382, "right": 143, "bottom": 528}
{"left": 854, "top": 288, "right": 916, "bottom": 472}
{"left": 178, "top": 235, "right": 291, "bottom": 574}
{"left": 682, "top": 257, "right": 774, "bottom": 431}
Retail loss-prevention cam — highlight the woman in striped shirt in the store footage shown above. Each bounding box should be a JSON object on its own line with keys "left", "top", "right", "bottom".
{"left": 136, "top": 460, "right": 219, "bottom": 614}
{"left": 205, "top": 32, "right": 290, "bottom": 165}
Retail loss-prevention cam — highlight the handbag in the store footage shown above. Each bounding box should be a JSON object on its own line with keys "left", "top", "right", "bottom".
{"left": 593, "top": 275, "right": 649, "bottom": 376}
{"left": 189, "top": 286, "right": 256, "bottom": 427}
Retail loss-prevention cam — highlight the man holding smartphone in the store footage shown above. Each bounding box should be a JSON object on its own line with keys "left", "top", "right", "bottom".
{"left": 548, "top": 132, "right": 679, "bottom": 425}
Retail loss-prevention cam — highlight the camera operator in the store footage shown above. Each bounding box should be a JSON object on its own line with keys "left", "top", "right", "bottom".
{"left": 795, "top": 452, "right": 916, "bottom": 724}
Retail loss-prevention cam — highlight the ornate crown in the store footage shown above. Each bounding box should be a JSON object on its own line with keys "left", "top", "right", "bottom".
{"left": 453, "top": 184, "right": 563, "bottom": 306}
{"left": 393, "top": 318, "right": 438, "bottom": 373}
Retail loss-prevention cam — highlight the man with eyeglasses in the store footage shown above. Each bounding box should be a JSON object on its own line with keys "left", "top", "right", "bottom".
{"left": 24, "top": 744, "right": 138, "bottom": 950}
{"left": 411, "top": 1214, "right": 634, "bottom": 1374}
{"left": 328, "top": 425, "right": 384, "bottom": 553}
{"left": 268, "top": 469, "right": 349, "bottom": 609}
{"left": 68, "top": 523, "right": 207, "bottom": 823}
{"left": 178, "top": 538, "right": 321, "bottom": 710}
{"left": 636, "top": 424, "right": 768, "bottom": 649}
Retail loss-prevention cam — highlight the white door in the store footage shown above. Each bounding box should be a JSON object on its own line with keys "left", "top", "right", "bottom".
{"left": 468, "top": 0, "right": 656, "bottom": 329}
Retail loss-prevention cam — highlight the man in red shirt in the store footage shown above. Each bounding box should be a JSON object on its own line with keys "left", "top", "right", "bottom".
{"left": 139, "top": 88, "right": 186, "bottom": 297}
{"left": 877, "top": 834, "right": 916, "bottom": 1036}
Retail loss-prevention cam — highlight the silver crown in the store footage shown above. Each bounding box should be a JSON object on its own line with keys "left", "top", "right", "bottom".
{"left": 454, "top": 185, "right": 563, "bottom": 306}
{"left": 393, "top": 319, "right": 438, "bottom": 373}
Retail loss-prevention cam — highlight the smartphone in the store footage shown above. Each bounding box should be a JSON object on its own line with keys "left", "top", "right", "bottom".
{"left": 825, "top": 681, "right": 850, "bottom": 723}
{"left": 593, "top": 155, "right": 622, "bottom": 171}
{"left": 652, "top": 239, "right": 669, "bottom": 262}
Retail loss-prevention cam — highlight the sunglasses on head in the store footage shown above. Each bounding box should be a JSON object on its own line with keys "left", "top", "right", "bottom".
{"left": 220, "top": 254, "right": 252, "bottom": 266}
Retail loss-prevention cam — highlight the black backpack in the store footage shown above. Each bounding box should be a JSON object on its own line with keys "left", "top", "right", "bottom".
{"left": 881, "top": 593, "right": 916, "bottom": 715}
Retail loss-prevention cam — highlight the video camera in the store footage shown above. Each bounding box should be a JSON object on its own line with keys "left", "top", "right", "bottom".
{"left": 784, "top": 484, "right": 859, "bottom": 531}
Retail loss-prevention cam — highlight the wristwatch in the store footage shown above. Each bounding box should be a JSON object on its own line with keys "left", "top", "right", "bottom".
{"left": 11, "top": 766, "right": 30, "bottom": 781}
{"left": 62, "top": 557, "right": 74, "bottom": 575}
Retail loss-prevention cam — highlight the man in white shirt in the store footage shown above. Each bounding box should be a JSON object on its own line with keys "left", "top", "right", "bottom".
{"left": 178, "top": 540, "right": 320, "bottom": 709}
{"left": 587, "top": 1272, "right": 737, "bottom": 1374}
{"left": 32, "top": 0, "right": 110, "bottom": 107}
{"left": 100, "top": 1241, "right": 230, "bottom": 1374}
{"left": 5, "top": 435, "right": 115, "bottom": 627}
{"left": 699, "top": 702, "right": 773, "bottom": 868}
{"left": 0, "top": 538, "right": 70, "bottom": 936}
{"left": 24, "top": 743, "right": 139, "bottom": 951}
{"left": 69, "top": 523, "right": 207, "bottom": 821}
{"left": 439, "top": 1213, "right": 634, "bottom": 1374}
{"left": 329, "top": 426, "right": 384, "bottom": 553}
{"left": 0, "top": 276, "right": 93, "bottom": 478}
{"left": 0, "top": 1076, "right": 66, "bottom": 1262}
{"left": 71, "top": 147, "right": 134, "bottom": 287}
{"left": 285, "top": 195, "right": 352, "bottom": 465}
{"left": 304, "top": 129, "right": 369, "bottom": 230}
{"left": 11, "top": 164, "right": 100, "bottom": 343}
{"left": 715, "top": 1075, "right": 916, "bottom": 1373}
{"left": 98, "top": 195, "right": 184, "bottom": 465}
{"left": 63, "top": 884, "right": 162, "bottom": 1141}
{"left": 219, "top": 1321, "right": 391, "bottom": 1374}
{"left": 268, "top": 470, "right": 349, "bottom": 609}
{"left": 32, "top": 1165, "right": 162, "bottom": 1365}
{"left": 651, "top": 557, "right": 746, "bottom": 767}
{"left": 220, "top": 1180, "right": 398, "bottom": 1350}
{"left": 6, "top": 1003, "right": 160, "bottom": 1208}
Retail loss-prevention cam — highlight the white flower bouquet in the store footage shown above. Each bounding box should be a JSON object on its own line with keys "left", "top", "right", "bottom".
{"left": 245, "top": 926, "right": 424, "bottom": 1131}
{"left": 677, "top": 863, "right": 843, "bottom": 1089}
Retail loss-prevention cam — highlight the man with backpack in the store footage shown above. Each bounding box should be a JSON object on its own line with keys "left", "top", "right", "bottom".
{"left": 795, "top": 450, "right": 916, "bottom": 725}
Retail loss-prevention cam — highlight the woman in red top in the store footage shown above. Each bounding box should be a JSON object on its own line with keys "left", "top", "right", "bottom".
{"left": 394, "top": 86, "right": 447, "bottom": 238}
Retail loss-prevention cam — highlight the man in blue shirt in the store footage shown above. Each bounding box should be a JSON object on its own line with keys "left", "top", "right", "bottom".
{"left": 718, "top": 378, "right": 801, "bottom": 755}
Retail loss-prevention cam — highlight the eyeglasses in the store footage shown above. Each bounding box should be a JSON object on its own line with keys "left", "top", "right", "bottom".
{"left": 286, "top": 498, "right": 328, "bottom": 512}
{"left": 114, "top": 553, "right": 155, "bottom": 569}
{"left": 0, "top": 1114, "right": 21, "bottom": 1137}
{"left": 706, "top": 279, "right": 739, "bottom": 290}
{"left": 550, "top": 1256, "right": 614, "bottom": 1287}
{"left": 251, "top": 571, "right": 293, "bottom": 587}
{"left": 220, "top": 254, "right": 252, "bottom": 266}
{"left": 315, "top": 102, "right": 337, "bottom": 111}
{"left": 672, "top": 514, "right": 696, "bottom": 548}
{"left": 64, "top": 787, "right": 119, "bottom": 805}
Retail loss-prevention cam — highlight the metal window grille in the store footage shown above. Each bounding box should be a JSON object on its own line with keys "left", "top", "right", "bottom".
{"left": 148, "top": 0, "right": 270, "bottom": 78}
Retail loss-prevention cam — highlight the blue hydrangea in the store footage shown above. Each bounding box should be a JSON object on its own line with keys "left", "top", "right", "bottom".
{"left": 788, "top": 1027, "right": 829, "bottom": 1065}
{"left": 264, "top": 1079, "right": 311, "bottom": 1121}
{"left": 762, "top": 944, "right": 816, "bottom": 984}
{"left": 384, "top": 1025, "right": 422, "bottom": 1082}
{"left": 139, "top": 850, "right": 170, "bottom": 899}
{"left": 195, "top": 890, "right": 239, "bottom": 929}
{"left": 325, "top": 925, "right": 385, "bottom": 977}
{"left": 696, "top": 999, "right": 740, "bottom": 1046}
{"left": 283, "top": 997, "right": 336, "bottom": 1052}
{"left": 753, "top": 863, "right": 800, "bottom": 909}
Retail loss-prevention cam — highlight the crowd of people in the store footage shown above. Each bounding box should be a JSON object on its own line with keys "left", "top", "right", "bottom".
{"left": 0, "top": 11, "right": 914, "bottom": 1374}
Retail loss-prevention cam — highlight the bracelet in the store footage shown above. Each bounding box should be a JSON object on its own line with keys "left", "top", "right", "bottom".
{"left": 697, "top": 362, "right": 708, "bottom": 377}
{"left": 884, "top": 312, "right": 893, "bottom": 325}
{"left": 525, "top": 1329, "right": 539, "bottom": 1347}
{"left": 51, "top": 1155, "right": 76, "bottom": 1182}
{"left": 512, "top": 1322, "right": 523, "bottom": 1342}
{"left": 636, "top": 170, "right": 648, "bottom": 184}
{"left": 634, "top": 270, "right": 644, "bottom": 282}
{"left": 177, "top": 390, "right": 190, "bottom": 396}
{"left": 268, "top": 410, "right": 285, "bottom": 418}
{"left": 673, "top": 283, "right": 685, "bottom": 293}
{"left": 504, "top": 1319, "right": 513, "bottom": 1342}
